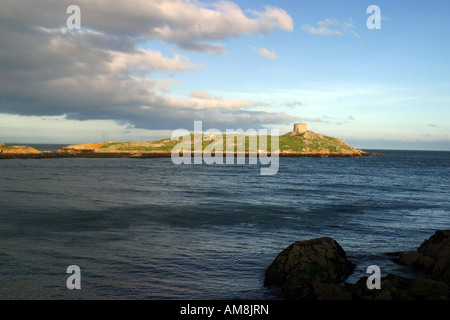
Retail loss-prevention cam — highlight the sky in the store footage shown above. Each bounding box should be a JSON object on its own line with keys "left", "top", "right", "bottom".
{"left": 0, "top": 0, "right": 449, "bottom": 150}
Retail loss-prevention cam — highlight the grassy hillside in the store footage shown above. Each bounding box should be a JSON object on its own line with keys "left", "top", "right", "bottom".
{"left": 92, "top": 131, "right": 359, "bottom": 153}
{"left": 1, "top": 130, "right": 360, "bottom": 154}
{"left": 279, "top": 131, "right": 356, "bottom": 152}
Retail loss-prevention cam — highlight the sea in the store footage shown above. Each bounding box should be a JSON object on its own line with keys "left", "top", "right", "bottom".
{"left": 0, "top": 147, "right": 448, "bottom": 300}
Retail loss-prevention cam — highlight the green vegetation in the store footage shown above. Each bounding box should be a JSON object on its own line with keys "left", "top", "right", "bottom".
{"left": 170, "top": 134, "right": 275, "bottom": 152}
{"left": 278, "top": 133, "right": 354, "bottom": 152}
{"left": 118, "top": 144, "right": 176, "bottom": 152}
{"left": 99, "top": 142, "right": 125, "bottom": 149}
{"left": 279, "top": 135, "right": 308, "bottom": 151}
{"left": 95, "top": 132, "right": 356, "bottom": 153}
{"left": 97, "top": 139, "right": 181, "bottom": 152}
{"left": 0, "top": 144, "right": 20, "bottom": 149}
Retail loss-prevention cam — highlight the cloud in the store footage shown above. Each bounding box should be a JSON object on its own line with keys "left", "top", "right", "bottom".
{"left": 298, "top": 117, "right": 331, "bottom": 124}
{"left": 254, "top": 47, "right": 279, "bottom": 59}
{"left": 0, "top": 0, "right": 296, "bottom": 131}
{"left": 342, "top": 20, "right": 359, "bottom": 38}
{"left": 302, "top": 19, "right": 358, "bottom": 37}
{"left": 190, "top": 91, "right": 213, "bottom": 100}
{"left": 284, "top": 101, "right": 303, "bottom": 107}
{"left": 177, "top": 41, "right": 228, "bottom": 55}
{"left": 109, "top": 47, "right": 196, "bottom": 74}
{"left": 69, "top": 0, "right": 293, "bottom": 53}
{"left": 301, "top": 19, "right": 343, "bottom": 36}
{"left": 428, "top": 124, "right": 438, "bottom": 127}
{"left": 359, "top": 133, "right": 450, "bottom": 142}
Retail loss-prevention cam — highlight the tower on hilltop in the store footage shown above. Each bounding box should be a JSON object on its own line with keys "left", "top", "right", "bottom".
{"left": 293, "top": 123, "right": 307, "bottom": 134}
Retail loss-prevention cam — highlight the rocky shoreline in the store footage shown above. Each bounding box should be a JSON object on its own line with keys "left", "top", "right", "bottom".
{"left": 0, "top": 130, "right": 384, "bottom": 159}
{"left": 264, "top": 230, "right": 450, "bottom": 300}
{"left": 0, "top": 149, "right": 382, "bottom": 159}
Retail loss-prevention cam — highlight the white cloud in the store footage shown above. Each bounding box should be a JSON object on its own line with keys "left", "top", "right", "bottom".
{"left": 342, "top": 20, "right": 359, "bottom": 38}
{"left": 71, "top": 0, "right": 294, "bottom": 54}
{"left": 254, "top": 47, "right": 279, "bottom": 59}
{"left": 301, "top": 19, "right": 342, "bottom": 36}
{"left": 301, "top": 19, "right": 358, "bottom": 37}
{"left": 109, "top": 48, "right": 196, "bottom": 74}
{"left": 190, "top": 91, "right": 213, "bottom": 100}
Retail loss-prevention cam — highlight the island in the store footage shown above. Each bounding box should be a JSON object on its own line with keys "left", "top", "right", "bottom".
{"left": 0, "top": 123, "right": 382, "bottom": 159}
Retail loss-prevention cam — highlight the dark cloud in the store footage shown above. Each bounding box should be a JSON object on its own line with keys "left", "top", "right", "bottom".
{"left": 0, "top": 0, "right": 295, "bottom": 130}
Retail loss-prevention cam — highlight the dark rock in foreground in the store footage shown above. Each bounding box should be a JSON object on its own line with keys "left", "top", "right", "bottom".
{"left": 264, "top": 237, "right": 355, "bottom": 300}
{"left": 265, "top": 230, "right": 450, "bottom": 300}
{"left": 398, "top": 230, "right": 450, "bottom": 279}
{"left": 349, "top": 274, "right": 449, "bottom": 300}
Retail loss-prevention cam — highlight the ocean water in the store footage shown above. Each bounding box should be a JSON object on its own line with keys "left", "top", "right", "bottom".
{"left": 0, "top": 149, "right": 448, "bottom": 299}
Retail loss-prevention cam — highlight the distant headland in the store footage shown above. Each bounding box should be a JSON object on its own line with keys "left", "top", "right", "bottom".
{"left": 0, "top": 123, "right": 383, "bottom": 159}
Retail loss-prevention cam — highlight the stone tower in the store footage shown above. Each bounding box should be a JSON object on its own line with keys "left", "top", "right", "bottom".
{"left": 293, "top": 123, "right": 307, "bottom": 134}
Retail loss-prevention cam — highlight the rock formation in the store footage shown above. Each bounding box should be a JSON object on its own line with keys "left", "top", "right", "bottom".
{"left": 349, "top": 274, "right": 449, "bottom": 300}
{"left": 264, "top": 237, "right": 355, "bottom": 300}
{"left": 0, "top": 144, "right": 40, "bottom": 154}
{"left": 0, "top": 128, "right": 384, "bottom": 159}
{"left": 265, "top": 230, "right": 450, "bottom": 300}
{"left": 398, "top": 230, "right": 450, "bottom": 279}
